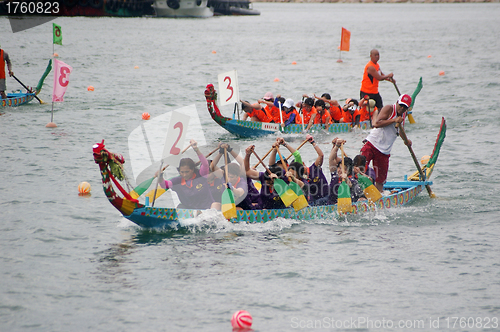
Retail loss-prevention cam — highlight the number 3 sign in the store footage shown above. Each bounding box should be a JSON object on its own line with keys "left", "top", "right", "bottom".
{"left": 52, "top": 59, "right": 73, "bottom": 102}
{"left": 217, "top": 69, "right": 239, "bottom": 107}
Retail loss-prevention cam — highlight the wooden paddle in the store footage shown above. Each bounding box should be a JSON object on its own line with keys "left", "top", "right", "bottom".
{"left": 251, "top": 150, "right": 297, "bottom": 208}
{"left": 337, "top": 144, "right": 352, "bottom": 213}
{"left": 12, "top": 75, "right": 44, "bottom": 104}
{"left": 252, "top": 139, "right": 308, "bottom": 169}
{"left": 253, "top": 147, "right": 274, "bottom": 169}
{"left": 221, "top": 147, "right": 237, "bottom": 220}
{"left": 276, "top": 147, "right": 308, "bottom": 211}
{"left": 392, "top": 80, "right": 401, "bottom": 96}
{"left": 397, "top": 123, "right": 436, "bottom": 198}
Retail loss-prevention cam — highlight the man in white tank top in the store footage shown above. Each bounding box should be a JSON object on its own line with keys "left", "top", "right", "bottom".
{"left": 360, "top": 94, "right": 412, "bottom": 193}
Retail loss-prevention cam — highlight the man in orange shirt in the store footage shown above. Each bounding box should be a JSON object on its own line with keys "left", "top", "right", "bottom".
{"left": 360, "top": 49, "right": 394, "bottom": 111}
{"left": 0, "top": 45, "right": 14, "bottom": 99}
{"left": 241, "top": 100, "right": 271, "bottom": 123}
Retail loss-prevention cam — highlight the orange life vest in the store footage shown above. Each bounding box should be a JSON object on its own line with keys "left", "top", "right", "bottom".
{"left": 360, "top": 60, "right": 380, "bottom": 94}
{"left": 329, "top": 105, "right": 343, "bottom": 122}
{"left": 295, "top": 106, "right": 317, "bottom": 124}
{"left": 314, "top": 110, "right": 331, "bottom": 124}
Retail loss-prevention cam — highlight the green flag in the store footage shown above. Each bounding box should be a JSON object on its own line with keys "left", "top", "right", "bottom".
{"left": 53, "top": 23, "right": 62, "bottom": 45}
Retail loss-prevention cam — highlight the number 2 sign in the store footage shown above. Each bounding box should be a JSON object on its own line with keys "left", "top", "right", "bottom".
{"left": 161, "top": 111, "right": 190, "bottom": 164}
{"left": 217, "top": 70, "right": 239, "bottom": 107}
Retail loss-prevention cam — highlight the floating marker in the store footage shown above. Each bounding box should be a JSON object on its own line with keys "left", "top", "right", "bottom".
{"left": 142, "top": 112, "right": 151, "bottom": 120}
{"left": 134, "top": 66, "right": 139, "bottom": 69}
{"left": 78, "top": 181, "right": 91, "bottom": 195}
{"left": 427, "top": 55, "right": 432, "bottom": 58}
{"left": 212, "top": 50, "right": 217, "bottom": 54}
{"left": 439, "top": 71, "right": 445, "bottom": 76}
{"left": 421, "top": 155, "right": 431, "bottom": 165}
{"left": 46, "top": 122, "right": 57, "bottom": 128}
{"left": 53, "top": 53, "right": 59, "bottom": 57}
{"left": 291, "top": 61, "right": 297, "bottom": 65}
{"left": 231, "top": 310, "right": 252, "bottom": 329}
{"left": 87, "top": 86, "right": 94, "bottom": 91}
{"left": 273, "top": 78, "right": 280, "bottom": 82}
{"left": 337, "top": 59, "right": 343, "bottom": 63}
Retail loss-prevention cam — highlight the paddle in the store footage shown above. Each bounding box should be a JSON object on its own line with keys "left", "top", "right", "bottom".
{"left": 337, "top": 144, "right": 352, "bottom": 213}
{"left": 221, "top": 147, "right": 237, "bottom": 220}
{"left": 253, "top": 147, "right": 273, "bottom": 169}
{"left": 279, "top": 101, "right": 283, "bottom": 132}
{"left": 251, "top": 150, "right": 297, "bottom": 207}
{"left": 392, "top": 81, "right": 401, "bottom": 96}
{"left": 285, "top": 138, "right": 308, "bottom": 161}
{"left": 252, "top": 139, "right": 308, "bottom": 169}
{"left": 276, "top": 147, "right": 308, "bottom": 211}
{"left": 397, "top": 123, "right": 436, "bottom": 198}
{"left": 12, "top": 75, "right": 44, "bottom": 104}
{"left": 357, "top": 173, "right": 382, "bottom": 202}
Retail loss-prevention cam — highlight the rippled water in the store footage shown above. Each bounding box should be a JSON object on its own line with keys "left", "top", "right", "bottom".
{"left": 1, "top": 3, "right": 500, "bottom": 331}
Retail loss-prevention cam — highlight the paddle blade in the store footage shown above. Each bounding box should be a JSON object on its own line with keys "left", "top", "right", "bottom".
{"left": 407, "top": 113, "right": 416, "bottom": 124}
{"left": 337, "top": 181, "right": 352, "bottom": 213}
{"left": 254, "top": 181, "right": 262, "bottom": 191}
{"left": 292, "top": 194, "right": 308, "bottom": 212}
{"left": 221, "top": 189, "right": 237, "bottom": 220}
{"left": 357, "top": 174, "right": 382, "bottom": 202}
{"left": 273, "top": 179, "right": 298, "bottom": 207}
{"left": 145, "top": 186, "right": 167, "bottom": 201}
{"left": 130, "top": 177, "right": 155, "bottom": 198}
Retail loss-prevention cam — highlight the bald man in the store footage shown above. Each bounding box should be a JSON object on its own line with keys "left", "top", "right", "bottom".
{"left": 360, "top": 49, "right": 394, "bottom": 111}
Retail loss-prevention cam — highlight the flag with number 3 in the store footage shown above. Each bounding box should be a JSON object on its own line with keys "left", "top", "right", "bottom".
{"left": 53, "top": 59, "right": 73, "bottom": 102}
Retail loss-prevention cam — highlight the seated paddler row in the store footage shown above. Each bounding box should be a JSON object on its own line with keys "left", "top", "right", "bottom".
{"left": 155, "top": 135, "right": 379, "bottom": 211}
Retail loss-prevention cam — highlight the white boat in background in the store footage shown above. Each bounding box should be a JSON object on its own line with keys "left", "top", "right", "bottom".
{"left": 152, "top": 0, "right": 213, "bottom": 17}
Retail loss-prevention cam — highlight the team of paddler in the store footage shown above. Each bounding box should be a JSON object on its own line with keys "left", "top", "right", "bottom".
{"left": 150, "top": 48, "right": 416, "bottom": 217}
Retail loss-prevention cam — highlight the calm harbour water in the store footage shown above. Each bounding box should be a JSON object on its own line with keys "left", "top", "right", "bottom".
{"left": 1, "top": 3, "right": 500, "bottom": 331}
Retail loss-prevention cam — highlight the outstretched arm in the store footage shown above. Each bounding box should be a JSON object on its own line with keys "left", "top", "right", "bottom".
{"left": 307, "top": 134, "right": 323, "bottom": 167}
{"left": 244, "top": 145, "right": 260, "bottom": 180}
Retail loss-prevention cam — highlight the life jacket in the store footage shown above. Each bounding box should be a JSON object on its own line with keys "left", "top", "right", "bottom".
{"left": 249, "top": 108, "right": 271, "bottom": 122}
{"left": 265, "top": 105, "right": 281, "bottom": 123}
{"left": 314, "top": 110, "right": 332, "bottom": 124}
{"left": 329, "top": 105, "right": 343, "bottom": 122}
{"left": 360, "top": 60, "right": 381, "bottom": 94}
{"left": 0, "top": 50, "right": 5, "bottom": 80}
{"left": 295, "top": 106, "right": 317, "bottom": 124}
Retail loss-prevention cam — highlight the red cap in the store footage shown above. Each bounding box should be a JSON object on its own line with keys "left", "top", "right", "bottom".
{"left": 397, "top": 94, "right": 412, "bottom": 108}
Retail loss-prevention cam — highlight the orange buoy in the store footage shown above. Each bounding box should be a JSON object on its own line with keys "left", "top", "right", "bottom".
{"left": 142, "top": 112, "right": 151, "bottom": 120}
{"left": 87, "top": 86, "right": 94, "bottom": 91}
{"left": 273, "top": 78, "right": 280, "bottom": 82}
{"left": 78, "top": 182, "right": 91, "bottom": 195}
{"left": 46, "top": 122, "right": 57, "bottom": 128}
{"left": 134, "top": 66, "right": 139, "bottom": 69}
{"left": 439, "top": 71, "right": 445, "bottom": 76}
{"left": 291, "top": 61, "right": 297, "bottom": 65}
{"left": 212, "top": 50, "right": 216, "bottom": 54}
{"left": 427, "top": 55, "right": 432, "bottom": 58}
{"left": 53, "top": 53, "right": 59, "bottom": 57}
{"left": 337, "top": 59, "right": 343, "bottom": 63}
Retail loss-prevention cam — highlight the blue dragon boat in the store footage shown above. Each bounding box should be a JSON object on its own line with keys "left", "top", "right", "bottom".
{"left": 93, "top": 118, "right": 445, "bottom": 228}
{"left": 204, "top": 84, "right": 370, "bottom": 138}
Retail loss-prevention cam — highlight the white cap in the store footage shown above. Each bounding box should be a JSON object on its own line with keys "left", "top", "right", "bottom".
{"left": 283, "top": 99, "right": 294, "bottom": 108}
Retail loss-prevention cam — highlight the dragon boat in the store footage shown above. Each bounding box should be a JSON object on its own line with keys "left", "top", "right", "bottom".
{"left": 93, "top": 118, "right": 446, "bottom": 229}
{"left": 1, "top": 91, "right": 36, "bottom": 107}
{"left": 204, "top": 84, "right": 370, "bottom": 138}
{"left": 1, "top": 60, "right": 52, "bottom": 109}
